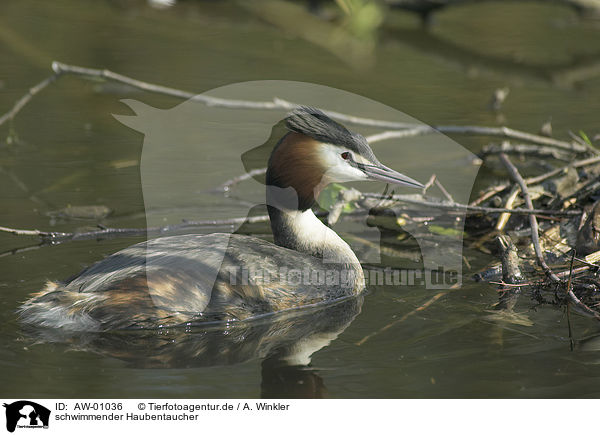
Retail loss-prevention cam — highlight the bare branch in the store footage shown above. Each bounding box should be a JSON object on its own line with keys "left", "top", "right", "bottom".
{"left": 0, "top": 215, "right": 271, "bottom": 243}
{"left": 480, "top": 142, "right": 575, "bottom": 161}
{"left": 0, "top": 74, "right": 60, "bottom": 128}
{"left": 498, "top": 153, "right": 600, "bottom": 320}
{"left": 470, "top": 155, "right": 600, "bottom": 206}
{"left": 434, "top": 178, "right": 455, "bottom": 203}
{"left": 213, "top": 168, "right": 267, "bottom": 193}
{"left": 0, "top": 61, "right": 586, "bottom": 155}
{"left": 0, "top": 225, "right": 69, "bottom": 238}
{"left": 362, "top": 193, "right": 580, "bottom": 216}
{"left": 368, "top": 126, "right": 586, "bottom": 153}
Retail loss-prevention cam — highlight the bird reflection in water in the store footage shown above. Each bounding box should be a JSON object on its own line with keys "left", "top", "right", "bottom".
{"left": 21, "top": 295, "right": 363, "bottom": 398}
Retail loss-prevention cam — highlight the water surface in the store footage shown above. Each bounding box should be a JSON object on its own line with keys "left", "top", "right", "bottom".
{"left": 1, "top": 0, "right": 600, "bottom": 398}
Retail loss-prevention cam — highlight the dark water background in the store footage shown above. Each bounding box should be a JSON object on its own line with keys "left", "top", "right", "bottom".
{"left": 1, "top": 0, "right": 600, "bottom": 398}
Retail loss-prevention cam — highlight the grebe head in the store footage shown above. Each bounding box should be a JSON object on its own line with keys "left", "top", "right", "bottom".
{"left": 266, "top": 106, "right": 424, "bottom": 211}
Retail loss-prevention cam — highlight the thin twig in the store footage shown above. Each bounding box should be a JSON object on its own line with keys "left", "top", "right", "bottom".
{"left": 0, "top": 214, "right": 271, "bottom": 243}
{"left": 490, "top": 281, "right": 532, "bottom": 287}
{"left": 362, "top": 192, "right": 579, "bottom": 216}
{"left": 527, "top": 155, "right": 600, "bottom": 184}
{"left": 480, "top": 142, "right": 575, "bottom": 161}
{"left": 52, "top": 61, "right": 200, "bottom": 102}
{"left": 566, "top": 250, "right": 576, "bottom": 296}
{"left": 0, "top": 225, "right": 69, "bottom": 238}
{"left": 495, "top": 186, "right": 520, "bottom": 231}
{"left": 0, "top": 61, "right": 587, "bottom": 154}
{"left": 421, "top": 174, "right": 437, "bottom": 195}
{"left": 182, "top": 215, "right": 270, "bottom": 226}
{"left": 555, "top": 265, "right": 590, "bottom": 278}
{"left": 434, "top": 178, "right": 454, "bottom": 203}
{"left": 498, "top": 153, "right": 600, "bottom": 320}
{"left": 470, "top": 155, "right": 600, "bottom": 207}
{"left": 566, "top": 250, "right": 577, "bottom": 351}
{"left": 355, "top": 289, "right": 452, "bottom": 346}
{"left": 499, "top": 153, "right": 561, "bottom": 282}
{"left": 0, "top": 74, "right": 60, "bottom": 128}
{"left": 215, "top": 172, "right": 579, "bottom": 217}
{"left": 470, "top": 184, "right": 511, "bottom": 207}
{"left": 213, "top": 168, "right": 267, "bottom": 193}
{"left": 0, "top": 243, "right": 45, "bottom": 259}
{"left": 568, "top": 130, "right": 600, "bottom": 155}
{"left": 0, "top": 210, "right": 341, "bottom": 244}
{"left": 366, "top": 126, "right": 586, "bottom": 153}
{"left": 574, "top": 256, "right": 600, "bottom": 268}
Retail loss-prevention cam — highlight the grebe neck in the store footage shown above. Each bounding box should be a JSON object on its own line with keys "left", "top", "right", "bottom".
{"left": 266, "top": 203, "right": 361, "bottom": 270}
{"left": 264, "top": 130, "right": 364, "bottom": 290}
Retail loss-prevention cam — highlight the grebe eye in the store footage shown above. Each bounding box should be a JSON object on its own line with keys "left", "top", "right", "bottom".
{"left": 341, "top": 152, "right": 351, "bottom": 160}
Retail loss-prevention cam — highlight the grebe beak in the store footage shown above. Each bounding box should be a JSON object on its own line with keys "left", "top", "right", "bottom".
{"left": 361, "top": 162, "right": 424, "bottom": 188}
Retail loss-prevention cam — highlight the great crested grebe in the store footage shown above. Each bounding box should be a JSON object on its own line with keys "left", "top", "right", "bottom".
{"left": 18, "top": 107, "right": 423, "bottom": 331}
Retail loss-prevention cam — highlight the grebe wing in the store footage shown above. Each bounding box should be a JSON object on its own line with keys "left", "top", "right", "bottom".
{"left": 64, "top": 234, "right": 235, "bottom": 313}
{"left": 64, "top": 233, "right": 347, "bottom": 315}
{"left": 20, "top": 233, "right": 357, "bottom": 330}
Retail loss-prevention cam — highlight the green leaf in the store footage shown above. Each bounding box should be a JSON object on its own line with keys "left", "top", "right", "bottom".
{"left": 318, "top": 183, "right": 347, "bottom": 211}
{"left": 579, "top": 130, "right": 592, "bottom": 146}
{"left": 342, "top": 202, "right": 356, "bottom": 213}
{"left": 335, "top": 0, "right": 384, "bottom": 41}
{"left": 318, "top": 183, "right": 357, "bottom": 213}
{"left": 427, "top": 225, "right": 465, "bottom": 237}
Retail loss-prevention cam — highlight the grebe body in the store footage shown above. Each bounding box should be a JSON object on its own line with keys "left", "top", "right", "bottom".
{"left": 18, "top": 108, "right": 422, "bottom": 331}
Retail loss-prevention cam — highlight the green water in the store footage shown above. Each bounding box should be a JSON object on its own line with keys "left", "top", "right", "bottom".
{"left": 1, "top": 0, "right": 600, "bottom": 398}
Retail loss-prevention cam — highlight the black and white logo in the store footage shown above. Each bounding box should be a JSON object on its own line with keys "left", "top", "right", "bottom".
{"left": 3, "top": 401, "right": 50, "bottom": 433}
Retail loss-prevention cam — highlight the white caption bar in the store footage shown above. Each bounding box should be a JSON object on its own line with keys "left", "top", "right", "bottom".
{"left": 1, "top": 399, "right": 593, "bottom": 434}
